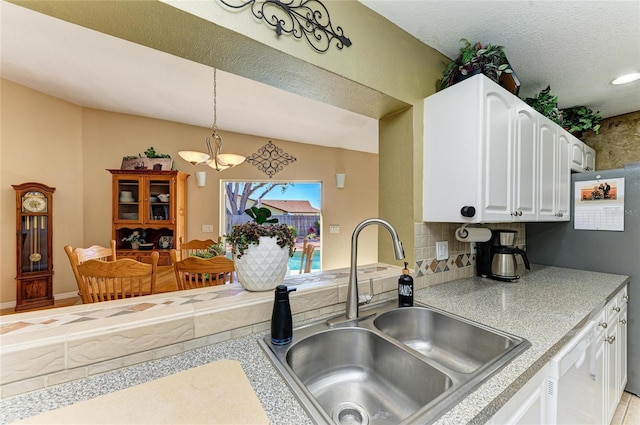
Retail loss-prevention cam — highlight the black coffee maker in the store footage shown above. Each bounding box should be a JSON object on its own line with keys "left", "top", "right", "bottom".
{"left": 476, "top": 229, "right": 530, "bottom": 282}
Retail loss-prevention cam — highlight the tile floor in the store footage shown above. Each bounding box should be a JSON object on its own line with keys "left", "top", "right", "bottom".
{"left": 613, "top": 392, "right": 640, "bottom": 425}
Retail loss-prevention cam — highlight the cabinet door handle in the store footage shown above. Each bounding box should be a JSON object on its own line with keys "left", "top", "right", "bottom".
{"left": 612, "top": 306, "right": 621, "bottom": 312}
{"left": 599, "top": 322, "right": 608, "bottom": 329}
{"left": 620, "top": 319, "right": 627, "bottom": 325}
{"left": 606, "top": 336, "right": 616, "bottom": 344}
{"left": 555, "top": 212, "right": 564, "bottom": 217}
{"left": 623, "top": 295, "right": 629, "bottom": 301}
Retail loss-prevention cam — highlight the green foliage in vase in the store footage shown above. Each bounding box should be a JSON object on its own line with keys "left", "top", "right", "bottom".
{"left": 192, "top": 240, "right": 226, "bottom": 258}
{"left": 244, "top": 206, "right": 278, "bottom": 224}
{"left": 143, "top": 146, "right": 171, "bottom": 158}
{"left": 226, "top": 207, "right": 295, "bottom": 259}
{"left": 560, "top": 106, "right": 602, "bottom": 135}
{"left": 523, "top": 86, "right": 562, "bottom": 125}
{"left": 439, "top": 38, "right": 513, "bottom": 90}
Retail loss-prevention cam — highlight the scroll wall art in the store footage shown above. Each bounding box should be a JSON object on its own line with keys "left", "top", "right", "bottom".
{"left": 218, "top": 0, "right": 352, "bottom": 53}
{"left": 246, "top": 141, "right": 297, "bottom": 178}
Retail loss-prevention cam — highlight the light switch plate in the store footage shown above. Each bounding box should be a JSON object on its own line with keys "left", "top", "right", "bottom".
{"left": 436, "top": 241, "right": 449, "bottom": 260}
{"left": 329, "top": 224, "right": 340, "bottom": 234}
{"left": 202, "top": 224, "right": 214, "bottom": 233}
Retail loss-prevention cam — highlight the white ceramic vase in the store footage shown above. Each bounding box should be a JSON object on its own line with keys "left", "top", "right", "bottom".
{"left": 234, "top": 236, "right": 289, "bottom": 292}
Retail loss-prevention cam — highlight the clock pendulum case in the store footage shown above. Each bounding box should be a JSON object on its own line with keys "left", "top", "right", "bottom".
{"left": 12, "top": 182, "right": 56, "bottom": 311}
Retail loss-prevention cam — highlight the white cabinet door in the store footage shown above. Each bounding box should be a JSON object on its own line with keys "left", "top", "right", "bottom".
{"left": 537, "top": 116, "right": 557, "bottom": 220}
{"left": 556, "top": 129, "right": 571, "bottom": 219}
{"left": 513, "top": 99, "right": 538, "bottom": 221}
{"left": 538, "top": 120, "right": 570, "bottom": 221}
{"left": 594, "top": 329, "right": 607, "bottom": 425}
{"left": 584, "top": 144, "right": 596, "bottom": 171}
{"left": 618, "top": 306, "right": 628, "bottom": 396}
{"left": 480, "top": 85, "right": 515, "bottom": 222}
{"left": 570, "top": 136, "right": 585, "bottom": 172}
{"left": 605, "top": 318, "right": 619, "bottom": 424}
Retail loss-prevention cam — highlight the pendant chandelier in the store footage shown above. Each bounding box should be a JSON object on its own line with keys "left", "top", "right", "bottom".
{"left": 178, "top": 68, "right": 245, "bottom": 171}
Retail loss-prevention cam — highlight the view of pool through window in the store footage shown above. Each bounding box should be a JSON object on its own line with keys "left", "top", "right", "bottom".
{"left": 289, "top": 248, "right": 321, "bottom": 273}
{"left": 222, "top": 181, "right": 322, "bottom": 272}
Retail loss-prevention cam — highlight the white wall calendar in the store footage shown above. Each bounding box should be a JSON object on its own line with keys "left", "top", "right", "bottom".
{"left": 574, "top": 178, "right": 625, "bottom": 231}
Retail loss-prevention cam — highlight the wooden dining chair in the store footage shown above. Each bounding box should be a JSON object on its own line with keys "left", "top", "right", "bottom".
{"left": 298, "top": 240, "right": 315, "bottom": 274}
{"left": 75, "top": 251, "right": 159, "bottom": 303}
{"left": 179, "top": 237, "right": 220, "bottom": 261}
{"left": 169, "top": 250, "right": 235, "bottom": 290}
{"left": 64, "top": 241, "right": 117, "bottom": 303}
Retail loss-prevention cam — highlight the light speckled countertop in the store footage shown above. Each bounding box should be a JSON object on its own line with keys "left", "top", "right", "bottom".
{"left": 0, "top": 264, "right": 628, "bottom": 424}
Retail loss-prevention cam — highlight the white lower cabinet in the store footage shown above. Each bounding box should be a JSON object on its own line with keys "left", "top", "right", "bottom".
{"left": 490, "top": 284, "right": 628, "bottom": 425}
{"left": 487, "top": 364, "right": 549, "bottom": 424}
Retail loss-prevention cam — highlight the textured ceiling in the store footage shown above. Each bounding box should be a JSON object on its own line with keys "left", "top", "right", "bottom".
{"left": 2, "top": 0, "right": 638, "bottom": 159}
{"left": 361, "top": 0, "right": 640, "bottom": 118}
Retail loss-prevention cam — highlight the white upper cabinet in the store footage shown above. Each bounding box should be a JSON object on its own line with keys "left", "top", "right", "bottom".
{"left": 423, "top": 74, "right": 515, "bottom": 223}
{"left": 423, "top": 74, "right": 569, "bottom": 223}
{"left": 570, "top": 134, "right": 597, "bottom": 172}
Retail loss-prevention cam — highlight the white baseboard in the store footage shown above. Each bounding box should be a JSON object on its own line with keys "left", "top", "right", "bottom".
{"left": 1, "top": 291, "right": 79, "bottom": 310}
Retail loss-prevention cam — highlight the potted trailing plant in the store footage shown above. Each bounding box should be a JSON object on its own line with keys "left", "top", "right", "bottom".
{"left": 523, "top": 85, "right": 563, "bottom": 125}
{"left": 439, "top": 38, "right": 514, "bottom": 91}
{"left": 120, "top": 146, "right": 173, "bottom": 170}
{"left": 560, "top": 106, "right": 602, "bottom": 137}
{"left": 226, "top": 206, "right": 295, "bottom": 291}
{"left": 122, "top": 230, "right": 146, "bottom": 250}
{"left": 191, "top": 240, "right": 226, "bottom": 259}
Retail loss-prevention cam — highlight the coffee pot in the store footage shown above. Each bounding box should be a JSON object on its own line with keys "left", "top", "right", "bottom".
{"left": 491, "top": 245, "right": 530, "bottom": 281}
{"left": 476, "top": 229, "right": 530, "bottom": 282}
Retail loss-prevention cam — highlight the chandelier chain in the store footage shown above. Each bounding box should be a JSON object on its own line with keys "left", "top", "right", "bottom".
{"left": 212, "top": 68, "right": 218, "bottom": 130}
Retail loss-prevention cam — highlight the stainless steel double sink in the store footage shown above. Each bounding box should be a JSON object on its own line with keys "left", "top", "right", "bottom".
{"left": 259, "top": 300, "right": 530, "bottom": 424}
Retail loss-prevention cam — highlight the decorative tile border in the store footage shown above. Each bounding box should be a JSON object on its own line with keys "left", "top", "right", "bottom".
{"left": 0, "top": 265, "right": 390, "bottom": 337}
{"left": 415, "top": 252, "right": 475, "bottom": 278}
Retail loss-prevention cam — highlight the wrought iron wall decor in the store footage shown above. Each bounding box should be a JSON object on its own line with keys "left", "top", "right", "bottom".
{"left": 218, "top": 0, "right": 352, "bottom": 53}
{"left": 246, "top": 141, "right": 297, "bottom": 178}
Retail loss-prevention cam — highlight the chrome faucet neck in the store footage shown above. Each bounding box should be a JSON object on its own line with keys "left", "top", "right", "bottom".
{"left": 346, "top": 218, "right": 405, "bottom": 319}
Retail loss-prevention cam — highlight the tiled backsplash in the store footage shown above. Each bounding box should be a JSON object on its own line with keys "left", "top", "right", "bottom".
{"left": 413, "top": 222, "right": 526, "bottom": 284}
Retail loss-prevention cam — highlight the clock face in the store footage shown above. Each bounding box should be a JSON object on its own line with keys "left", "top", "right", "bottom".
{"left": 22, "top": 192, "right": 47, "bottom": 213}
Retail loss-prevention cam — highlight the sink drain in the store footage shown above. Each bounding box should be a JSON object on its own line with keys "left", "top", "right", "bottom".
{"left": 332, "top": 402, "right": 369, "bottom": 425}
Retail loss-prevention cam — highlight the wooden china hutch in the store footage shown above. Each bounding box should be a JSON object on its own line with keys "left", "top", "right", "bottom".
{"left": 109, "top": 170, "right": 188, "bottom": 266}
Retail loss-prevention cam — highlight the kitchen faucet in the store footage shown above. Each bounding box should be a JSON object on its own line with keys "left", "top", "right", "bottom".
{"left": 345, "top": 218, "right": 405, "bottom": 320}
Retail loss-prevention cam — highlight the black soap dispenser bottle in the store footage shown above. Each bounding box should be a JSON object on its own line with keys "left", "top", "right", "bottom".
{"left": 398, "top": 262, "right": 414, "bottom": 307}
{"left": 271, "top": 285, "right": 296, "bottom": 345}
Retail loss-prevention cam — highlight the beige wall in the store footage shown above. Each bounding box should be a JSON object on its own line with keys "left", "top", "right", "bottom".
{"left": 0, "top": 80, "right": 378, "bottom": 304}
{"left": 582, "top": 111, "right": 640, "bottom": 170}
{"left": 14, "top": 0, "right": 451, "bottom": 270}
{"left": 1, "top": 79, "right": 85, "bottom": 301}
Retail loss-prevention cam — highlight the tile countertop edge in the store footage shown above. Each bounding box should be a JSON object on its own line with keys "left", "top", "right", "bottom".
{"left": 0, "top": 264, "right": 629, "bottom": 425}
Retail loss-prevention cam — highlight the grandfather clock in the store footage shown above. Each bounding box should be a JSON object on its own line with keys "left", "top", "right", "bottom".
{"left": 12, "top": 182, "right": 56, "bottom": 311}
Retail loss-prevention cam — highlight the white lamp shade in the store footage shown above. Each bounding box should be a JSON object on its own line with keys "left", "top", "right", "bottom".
{"left": 178, "top": 151, "right": 210, "bottom": 165}
{"left": 336, "top": 173, "right": 346, "bottom": 188}
{"left": 195, "top": 171, "right": 207, "bottom": 187}
{"left": 217, "top": 153, "right": 246, "bottom": 166}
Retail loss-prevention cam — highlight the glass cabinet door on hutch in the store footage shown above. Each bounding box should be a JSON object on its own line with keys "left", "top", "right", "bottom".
{"left": 109, "top": 169, "right": 188, "bottom": 265}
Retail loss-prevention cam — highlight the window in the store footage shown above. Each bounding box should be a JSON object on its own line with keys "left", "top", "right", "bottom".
{"left": 222, "top": 181, "right": 322, "bottom": 272}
